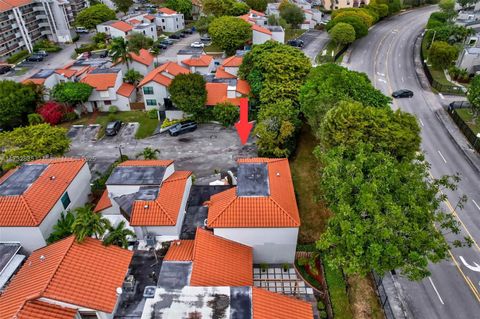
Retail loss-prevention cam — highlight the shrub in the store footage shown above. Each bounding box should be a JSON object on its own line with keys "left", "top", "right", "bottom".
{"left": 108, "top": 105, "right": 119, "bottom": 113}
{"left": 28, "top": 113, "right": 44, "bottom": 125}
{"left": 212, "top": 102, "right": 239, "bottom": 127}
{"left": 429, "top": 41, "right": 459, "bottom": 69}
{"left": 327, "top": 15, "right": 368, "bottom": 38}
{"left": 7, "top": 50, "right": 29, "bottom": 64}
{"left": 148, "top": 109, "right": 158, "bottom": 119}
{"left": 161, "top": 118, "right": 186, "bottom": 128}
{"left": 319, "top": 310, "right": 328, "bottom": 319}
{"left": 37, "top": 101, "right": 66, "bottom": 125}
{"left": 72, "top": 34, "right": 80, "bottom": 42}
{"left": 260, "top": 263, "right": 268, "bottom": 272}
{"left": 317, "top": 300, "right": 326, "bottom": 311}
{"left": 297, "top": 257, "right": 309, "bottom": 266}
{"left": 62, "top": 112, "right": 78, "bottom": 122}
{"left": 33, "top": 40, "right": 62, "bottom": 52}
{"left": 282, "top": 263, "right": 290, "bottom": 271}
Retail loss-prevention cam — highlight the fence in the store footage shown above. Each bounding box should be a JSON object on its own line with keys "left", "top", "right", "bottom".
{"left": 372, "top": 272, "right": 396, "bottom": 319}
{"left": 130, "top": 102, "right": 145, "bottom": 110}
{"left": 447, "top": 106, "right": 480, "bottom": 153}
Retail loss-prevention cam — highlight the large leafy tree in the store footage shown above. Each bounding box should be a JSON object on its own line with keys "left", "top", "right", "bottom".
{"left": 246, "top": 0, "right": 267, "bottom": 12}
{"left": 110, "top": 37, "right": 132, "bottom": 69}
{"left": 127, "top": 32, "right": 153, "bottom": 52}
{"left": 328, "top": 22, "right": 356, "bottom": 49}
{"left": 72, "top": 205, "right": 111, "bottom": 242}
{"left": 299, "top": 63, "right": 391, "bottom": 133}
{"left": 47, "top": 211, "right": 75, "bottom": 244}
{"left": 208, "top": 16, "right": 252, "bottom": 55}
{"left": 113, "top": 0, "right": 133, "bottom": 14}
{"left": 203, "top": 0, "right": 234, "bottom": 16}
{"left": 326, "top": 15, "right": 368, "bottom": 39}
{"left": 165, "top": 0, "right": 193, "bottom": 16}
{"left": 316, "top": 143, "right": 467, "bottom": 280}
{"left": 0, "top": 80, "right": 41, "bottom": 129}
{"left": 74, "top": 4, "right": 116, "bottom": 29}
{"left": 136, "top": 147, "right": 160, "bottom": 159}
{"left": 51, "top": 82, "right": 93, "bottom": 106}
{"left": 103, "top": 221, "right": 136, "bottom": 248}
{"left": 467, "top": 75, "right": 480, "bottom": 117}
{"left": 0, "top": 124, "right": 70, "bottom": 169}
{"left": 229, "top": 2, "right": 250, "bottom": 15}
{"left": 195, "top": 15, "right": 215, "bottom": 34}
{"left": 279, "top": 3, "right": 305, "bottom": 28}
{"left": 239, "top": 40, "right": 311, "bottom": 104}
{"left": 169, "top": 73, "right": 207, "bottom": 118}
{"left": 320, "top": 101, "right": 420, "bottom": 160}
{"left": 213, "top": 102, "right": 239, "bottom": 127}
{"left": 429, "top": 41, "right": 458, "bottom": 69}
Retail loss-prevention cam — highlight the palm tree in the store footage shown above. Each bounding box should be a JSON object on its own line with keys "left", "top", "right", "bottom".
{"left": 136, "top": 147, "right": 160, "bottom": 159}
{"left": 124, "top": 69, "right": 143, "bottom": 84}
{"left": 47, "top": 211, "right": 75, "bottom": 243}
{"left": 110, "top": 37, "right": 131, "bottom": 70}
{"left": 72, "top": 205, "right": 111, "bottom": 242}
{"left": 103, "top": 221, "right": 136, "bottom": 249}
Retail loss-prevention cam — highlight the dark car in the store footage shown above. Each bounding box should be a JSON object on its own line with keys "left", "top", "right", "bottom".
{"left": 156, "top": 43, "right": 168, "bottom": 50}
{"left": 169, "top": 33, "right": 180, "bottom": 39}
{"left": 449, "top": 100, "right": 471, "bottom": 109}
{"left": 168, "top": 120, "right": 197, "bottom": 136}
{"left": 0, "top": 65, "right": 11, "bottom": 74}
{"left": 105, "top": 120, "right": 122, "bottom": 136}
{"left": 287, "top": 39, "right": 304, "bottom": 48}
{"left": 26, "top": 54, "right": 44, "bottom": 62}
{"left": 178, "top": 32, "right": 185, "bottom": 38}
{"left": 391, "top": 89, "right": 414, "bottom": 98}
{"left": 161, "top": 39, "right": 174, "bottom": 45}
{"left": 182, "top": 29, "right": 193, "bottom": 35}
{"left": 200, "top": 36, "right": 211, "bottom": 43}
{"left": 34, "top": 50, "right": 48, "bottom": 57}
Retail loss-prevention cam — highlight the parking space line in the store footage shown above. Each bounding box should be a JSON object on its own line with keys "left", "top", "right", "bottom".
{"left": 472, "top": 200, "right": 480, "bottom": 211}
{"left": 437, "top": 150, "right": 447, "bottom": 163}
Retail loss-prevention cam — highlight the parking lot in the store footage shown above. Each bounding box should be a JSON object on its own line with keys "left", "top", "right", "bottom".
{"left": 66, "top": 124, "right": 257, "bottom": 184}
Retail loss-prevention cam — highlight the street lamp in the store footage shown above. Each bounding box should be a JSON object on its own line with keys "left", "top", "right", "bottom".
{"left": 118, "top": 144, "right": 123, "bottom": 159}
{"left": 424, "top": 28, "right": 437, "bottom": 49}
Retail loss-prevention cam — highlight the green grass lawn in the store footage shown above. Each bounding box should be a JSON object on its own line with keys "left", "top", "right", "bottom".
{"left": 316, "top": 40, "right": 344, "bottom": 64}
{"left": 285, "top": 28, "right": 306, "bottom": 41}
{"left": 323, "top": 258, "right": 354, "bottom": 319}
{"left": 456, "top": 108, "right": 480, "bottom": 134}
{"left": 204, "top": 43, "right": 223, "bottom": 53}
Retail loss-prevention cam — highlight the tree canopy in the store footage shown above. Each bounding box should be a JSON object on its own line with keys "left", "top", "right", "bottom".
{"left": 169, "top": 73, "right": 207, "bottom": 118}
{"left": 245, "top": 0, "right": 267, "bottom": 12}
{"left": 47, "top": 211, "right": 75, "bottom": 244}
{"left": 165, "top": 0, "right": 193, "bottom": 16}
{"left": 329, "top": 22, "right": 356, "bottom": 48}
{"left": 195, "top": 15, "right": 215, "bottom": 34}
{"left": 429, "top": 41, "right": 459, "bottom": 69}
{"left": 209, "top": 16, "right": 252, "bottom": 55}
{"left": 327, "top": 15, "right": 368, "bottom": 39}
{"left": 112, "top": 0, "right": 133, "bottom": 14}
{"left": 315, "top": 143, "right": 465, "bottom": 280}
{"left": 51, "top": 82, "right": 93, "bottom": 106}
{"left": 279, "top": 3, "right": 305, "bottom": 28}
{"left": 467, "top": 75, "right": 480, "bottom": 117}
{"left": 127, "top": 32, "right": 154, "bottom": 52}
{"left": 72, "top": 205, "right": 111, "bottom": 242}
{"left": 103, "top": 221, "right": 135, "bottom": 248}
{"left": 74, "top": 4, "right": 116, "bottom": 29}
{"left": 0, "top": 80, "right": 41, "bottom": 129}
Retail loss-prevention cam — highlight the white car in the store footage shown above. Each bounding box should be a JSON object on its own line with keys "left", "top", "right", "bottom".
{"left": 190, "top": 41, "right": 205, "bottom": 48}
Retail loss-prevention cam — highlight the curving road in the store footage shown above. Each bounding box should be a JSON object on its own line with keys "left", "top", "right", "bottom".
{"left": 347, "top": 6, "right": 480, "bottom": 318}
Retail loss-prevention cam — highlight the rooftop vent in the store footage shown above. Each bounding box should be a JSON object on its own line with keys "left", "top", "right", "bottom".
{"left": 144, "top": 204, "right": 149, "bottom": 209}
{"left": 39, "top": 255, "right": 46, "bottom": 262}
{"left": 50, "top": 176, "right": 56, "bottom": 180}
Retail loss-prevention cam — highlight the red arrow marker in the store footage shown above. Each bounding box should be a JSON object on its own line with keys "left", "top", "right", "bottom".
{"left": 234, "top": 97, "right": 253, "bottom": 145}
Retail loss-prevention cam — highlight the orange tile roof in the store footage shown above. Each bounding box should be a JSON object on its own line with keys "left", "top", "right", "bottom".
{"left": 55, "top": 69, "right": 77, "bottom": 78}
{"left": 22, "top": 78, "right": 45, "bottom": 85}
{"left": 236, "top": 79, "right": 250, "bottom": 95}
{"left": 250, "top": 9, "right": 265, "bottom": 16}
{"left": 206, "top": 82, "right": 228, "bottom": 106}
{"left": 159, "top": 7, "right": 176, "bottom": 14}
{"left": 182, "top": 55, "right": 213, "bottom": 67}
{"left": 94, "top": 190, "right": 112, "bottom": 213}
{"left": 239, "top": 14, "right": 254, "bottom": 23}
{"left": 118, "top": 160, "right": 174, "bottom": 167}
{"left": 215, "top": 66, "right": 236, "bottom": 79}
{"left": 222, "top": 55, "right": 243, "bottom": 67}
{"left": 0, "top": 158, "right": 87, "bottom": 227}
{"left": 128, "top": 18, "right": 141, "bottom": 25}
{"left": 16, "top": 300, "right": 77, "bottom": 319}
{"left": 130, "top": 171, "right": 192, "bottom": 226}
{"left": 139, "top": 62, "right": 190, "bottom": 87}
{"left": 0, "top": 236, "right": 132, "bottom": 319}
{"left": 164, "top": 240, "right": 195, "bottom": 261}
{"left": 207, "top": 158, "right": 300, "bottom": 228}
{"left": 252, "top": 24, "right": 272, "bottom": 35}
{"left": 252, "top": 287, "right": 314, "bottom": 319}
{"left": 111, "top": 21, "right": 133, "bottom": 33}
{"left": 81, "top": 72, "right": 118, "bottom": 91}
{"left": 117, "top": 82, "right": 135, "bottom": 97}
{"left": 0, "top": 0, "right": 32, "bottom": 13}
{"left": 130, "top": 48, "right": 154, "bottom": 66}
{"left": 189, "top": 228, "right": 253, "bottom": 287}
{"left": 144, "top": 14, "right": 155, "bottom": 21}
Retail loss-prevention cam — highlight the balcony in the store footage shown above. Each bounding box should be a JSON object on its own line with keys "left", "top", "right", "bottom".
{"left": 1, "top": 35, "right": 16, "bottom": 42}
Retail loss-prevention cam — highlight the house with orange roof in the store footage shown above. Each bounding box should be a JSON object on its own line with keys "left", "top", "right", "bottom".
{"left": 156, "top": 7, "right": 185, "bottom": 33}
{"left": 97, "top": 20, "right": 134, "bottom": 38}
{"left": 252, "top": 24, "right": 285, "bottom": 45}
{"left": 94, "top": 160, "right": 193, "bottom": 240}
{"left": 221, "top": 54, "right": 244, "bottom": 76}
{"left": 206, "top": 158, "right": 300, "bottom": 263}
{"left": 22, "top": 68, "right": 81, "bottom": 98}
{"left": 0, "top": 158, "right": 91, "bottom": 252}
{"left": 180, "top": 54, "right": 215, "bottom": 74}
{"left": 239, "top": 9, "right": 268, "bottom": 26}
{"left": 132, "top": 21, "right": 158, "bottom": 40}
{"left": 114, "top": 49, "right": 155, "bottom": 76}
{"left": 0, "top": 236, "right": 133, "bottom": 319}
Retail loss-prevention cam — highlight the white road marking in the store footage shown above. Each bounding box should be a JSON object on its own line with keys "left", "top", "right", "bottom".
{"left": 401, "top": 76, "right": 404, "bottom": 83}
{"left": 439, "top": 93, "right": 445, "bottom": 99}
{"left": 459, "top": 256, "right": 480, "bottom": 272}
{"left": 379, "top": 79, "right": 387, "bottom": 83}
{"left": 419, "top": 119, "right": 424, "bottom": 127}
{"left": 376, "top": 72, "right": 385, "bottom": 77}
{"left": 472, "top": 200, "right": 480, "bottom": 211}
{"left": 398, "top": 63, "right": 401, "bottom": 68}
{"left": 428, "top": 277, "right": 445, "bottom": 305}
{"left": 438, "top": 150, "right": 447, "bottom": 163}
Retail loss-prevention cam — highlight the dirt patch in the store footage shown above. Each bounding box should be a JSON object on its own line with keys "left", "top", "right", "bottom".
{"left": 347, "top": 275, "right": 384, "bottom": 319}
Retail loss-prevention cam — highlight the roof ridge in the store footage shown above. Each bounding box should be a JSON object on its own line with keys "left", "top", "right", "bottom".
{"left": 268, "top": 197, "right": 300, "bottom": 227}
{"left": 206, "top": 189, "right": 238, "bottom": 227}
{"left": 20, "top": 195, "right": 38, "bottom": 225}
{"left": 154, "top": 200, "right": 176, "bottom": 225}
{"left": 163, "top": 171, "right": 192, "bottom": 183}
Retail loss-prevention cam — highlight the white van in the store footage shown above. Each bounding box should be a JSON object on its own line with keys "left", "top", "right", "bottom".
{"left": 75, "top": 27, "right": 89, "bottom": 33}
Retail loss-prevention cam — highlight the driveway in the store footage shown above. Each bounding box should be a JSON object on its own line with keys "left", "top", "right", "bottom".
{"left": 156, "top": 33, "right": 201, "bottom": 64}
{"left": 67, "top": 124, "right": 257, "bottom": 184}
{"left": 299, "top": 30, "right": 330, "bottom": 64}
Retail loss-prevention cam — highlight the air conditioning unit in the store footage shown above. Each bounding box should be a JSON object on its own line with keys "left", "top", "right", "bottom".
{"left": 145, "top": 234, "right": 155, "bottom": 247}
{"left": 123, "top": 275, "right": 135, "bottom": 290}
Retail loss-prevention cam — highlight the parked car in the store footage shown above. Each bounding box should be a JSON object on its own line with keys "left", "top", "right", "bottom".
{"left": 449, "top": 100, "right": 471, "bottom": 109}
{"left": 287, "top": 39, "right": 304, "bottom": 48}
{"left": 391, "top": 89, "right": 414, "bottom": 98}
{"left": 26, "top": 54, "right": 44, "bottom": 62}
{"left": 160, "top": 39, "right": 174, "bottom": 45}
{"left": 169, "top": 33, "right": 180, "bottom": 39}
{"left": 0, "top": 65, "right": 12, "bottom": 74}
{"left": 178, "top": 32, "right": 185, "bottom": 38}
{"left": 105, "top": 120, "right": 122, "bottom": 136}
{"left": 156, "top": 43, "right": 168, "bottom": 50}
{"left": 168, "top": 120, "right": 198, "bottom": 136}
{"left": 75, "top": 27, "right": 89, "bottom": 33}
{"left": 182, "top": 29, "right": 193, "bottom": 35}
{"left": 34, "top": 50, "right": 48, "bottom": 57}
{"left": 190, "top": 41, "right": 205, "bottom": 48}
{"left": 200, "top": 36, "right": 211, "bottom": 43}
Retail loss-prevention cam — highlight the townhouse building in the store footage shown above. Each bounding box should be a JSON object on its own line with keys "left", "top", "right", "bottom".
{"left": 156, "top": 7, "right": 184, "bottom": 33}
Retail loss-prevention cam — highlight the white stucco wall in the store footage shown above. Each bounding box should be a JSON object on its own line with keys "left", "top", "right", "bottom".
{"left": 156, "top": 14, "right": 184, "bottom": 33}
{"left": 224, "top": 66, "right": 239, "bottom": 76}
{"left": 253, "top": 30, "right": 271, "bottom": 45}
{"left": 141, "top": 81, "right": 168, "bottom": 110}
{"left": 271, "top": 30, "right": 285, "bottom": 44}
{"left": 133, "top": 24, "right": 158, "bottom": 40}
{"left": 213, "top": 227, "right": 299, "bottom": 263}
{"left": 0, "top": 227, "right": 46, "bottom": 253}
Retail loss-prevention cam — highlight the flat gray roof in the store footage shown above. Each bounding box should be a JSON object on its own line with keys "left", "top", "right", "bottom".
{"left": 107, "top": 166, "right": 166, "bottom": 185}
{"left": 0, "top": 243, "right": 21, "bottom": 272}
{"left": 0, "top": 164, "right": 47, "bottom": 196}
{"left": 236, "top": 163, "right": 270, "bottom": 197}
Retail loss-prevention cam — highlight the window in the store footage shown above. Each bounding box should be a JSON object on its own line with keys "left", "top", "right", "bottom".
{"left": 61, "top": 192, "right": 71, "bottom": 209}
{"left": 146, "top": 99, "right": 157, "bottom": 106}
{"left": 143, "top": 86, "right": 154, "bottom": 94}
{"left": 80, "top": 312, "right": 98, "bottom": 319}
{"left": 162, "top": 19, "right": 165, "bottom": 22}
{"left": 104, "top": 100, "right": 111, "bottom": 105}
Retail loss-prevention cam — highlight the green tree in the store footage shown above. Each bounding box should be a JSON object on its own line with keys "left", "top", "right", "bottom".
{"left": 74, "top": 4, "right": 116, "bottom": 29}
{"left": 328, "top": 22, "right": 356, "bottom": 50}
{"left": 113, "top": 0, "right": 133, "bottom": 14}
{"left": 439, "top": 0, "right": 455, "bottom": 13}
{"left": 203, "top": 0, "right": 234, "bottom": 16}
{"left": 136, "top": 147, "right": 161, "bottom": 159}
{"left": 279, "top": 3, "right": 305, "bottom": 28}
{"left": 320, "top": 101, "right": 420, "bottom": 160}
{"left": 213, "top": 102, "right": 239, "bottom": 127}
{"left": 28, "top": 113, "right": 44, "bottom": 125}
{"left": 127, "top": 32, "right": 154, "bottom": 52}
{"left": 331, "top": 8, "right": 376, "bottom": 27}
{"left": 387, "top": 0, "right": 401, "bottom": 14}
{"left": 429, "top": 41, "right": 458, "bottom": 69}
{"left": 209, "top": 16, "right": 252, "bottom": 55}
{"left": 169, "top": 73, "right": 207, "bottom": 118}
{"left": 267, "top": 14, "right": 288, "bottom": 29}
{"left": 110, "top": 37, "right": 132, "bottom": 70}
{"left": 93, "top": 32, "right": 107, "bottom": 44}
{"left": 0, "top": 124, "right": 70, "bottom": 169}
{"left": 195, "top": 15, "right": 215, "bottom": 34}
{"left": 51, "top": 82, "right": 93, "bottom": 106}
{"left": 299, "top": 63, "right": 391, "bottom": 133}
{"left": 165, "top": 0, "right": 193, "bottom": 16}
{"left": 327, "top": 15, "right": 368, "bottom": 39}
{"left": 0, "top": 80, "right": 41, "bottom": 129}
{"left": 457, "top": 0, "right": 477, "bottom": 8}
{"left": 316, "top": 143, "right": 467, "bottom": 280}
{"left": 245, "top": 0, "right": 268, "bottom": 12}
{"left": 47, "top": 211, "right": 75, "bottom": 244}
{"left": 103, "top": 221, "right": 135, "bottom": 248}
{"left": 124, "top": 69, "right": 143, "bottom": 84}
{"left": 72, "top": 205, "right": 111, "bottom": 242}
{"left": 229, "top": 2, "right": 250, "bottom": 15}
{"left": 254, "top": 99, "right": 300, "bottom": 157}
{"left": 467, "top": 75, "right": 480, "bottom": 117}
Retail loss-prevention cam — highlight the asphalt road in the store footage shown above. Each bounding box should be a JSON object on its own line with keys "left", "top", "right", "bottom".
{"left": 347, "top": 6, "right": 480, "bottom": 318}
{"left": 300, "top": 30, "right": 330, "bottom": 63}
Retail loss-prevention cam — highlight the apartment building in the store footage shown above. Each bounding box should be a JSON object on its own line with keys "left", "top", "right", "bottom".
{"left": 322, "top": 0, "right": 370, "bottom": 10}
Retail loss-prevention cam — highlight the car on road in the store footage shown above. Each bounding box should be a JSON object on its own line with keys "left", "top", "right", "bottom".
{"left": 75, "top": 27, "right": 89, "bottom": 33}
{"left": 105, "top": 120, "right": 122, "bottom": 136}
{"left": 0, "top": 65, "right": 12, "bottom": 74}
{"left": 182, "top": 29, "right": 193, "bottom": 35}
{"left": 34, "top": 50, "right": 48, "bottom": 57}
{"left": 449, "top": 100, "right": 471, "bottom": 109}
{"left": 160, "top": 39, "right": 174, "bottom": 45}
{"left": 391, "top": 89, "right": 414, "bottom": 98}
{"left": 26, "top": 54, "right": 44, "bottom": 62}
{"left": 168, "top": 120, "right": 198, "bottom": 136}
{"left": 190, "top": 41, "right": 205, "bottom": 48}
{"left": 200, "top": 36, "right": 211, "bottom": 43}
{"left": 156, "top": 43, "right": 168, "bottom": 50}
{"left": 287, "top": 39, "right": 304, "bottom": 48}
{"left": 169, "top": 33, "right": 181, "bottom": 39}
